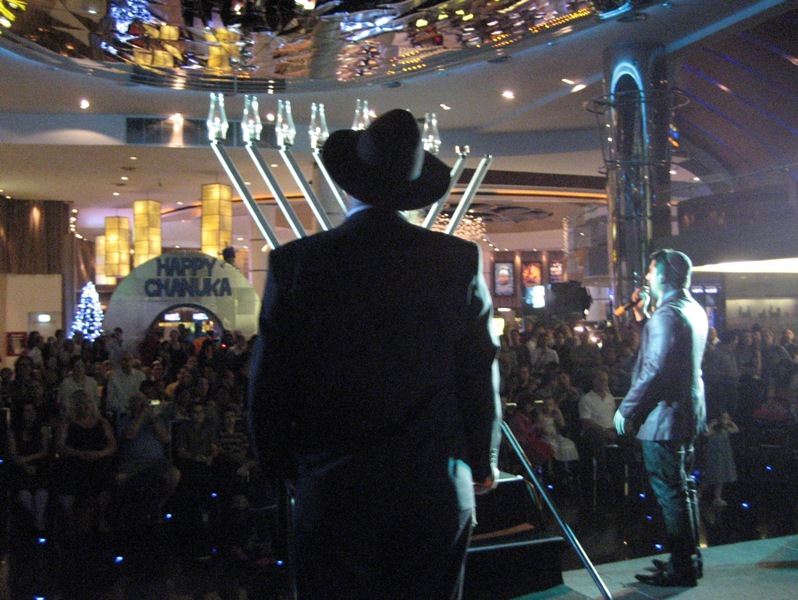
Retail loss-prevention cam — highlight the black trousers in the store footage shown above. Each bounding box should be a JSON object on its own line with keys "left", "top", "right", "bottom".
{"left": 291, "top": 480, "right": 473, "bottom": 600}
{"left": 641, "top": 440, "right": 700, "bottom": 577}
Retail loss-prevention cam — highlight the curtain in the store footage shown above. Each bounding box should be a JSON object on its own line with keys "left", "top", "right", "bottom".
{"left": 0, "top": 199, "right": 70, "bottom": 274}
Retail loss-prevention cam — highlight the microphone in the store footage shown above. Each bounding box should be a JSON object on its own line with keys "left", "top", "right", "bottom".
{"left": 614, "top": 286, "right": 649, "bottom": 317}
{"left": 614, "top": 301, "right": 637, "bottom": 317}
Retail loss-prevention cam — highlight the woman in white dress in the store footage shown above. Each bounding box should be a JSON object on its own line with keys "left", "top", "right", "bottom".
{"left": 537, "top": 396, "right": 579, "bottom": 476}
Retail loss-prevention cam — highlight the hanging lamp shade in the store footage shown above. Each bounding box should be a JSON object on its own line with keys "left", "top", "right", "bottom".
{"left": 95, "top": 234, "right": 111, "bottom": 285}
{"left": 201, "top": 183, "right": 233, "bottom": 258}
{"left": 105, "top": 216, "right": 130, "bottom": 278}
{"left": 133, "top": 200, "right": 162, "bottom": 267}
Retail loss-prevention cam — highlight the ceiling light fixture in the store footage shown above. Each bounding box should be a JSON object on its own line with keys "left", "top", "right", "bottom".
{"left": 79, "top": 99, "right": 90, "bottom": 109}
{"left": 561, "top": 78, "right": 574, "bottom": 85}
{"left": 571, "top": 84, "right": 586, "bottom": 93}
{"left": 501, "top": 90, "right": 515, "bottom": 100}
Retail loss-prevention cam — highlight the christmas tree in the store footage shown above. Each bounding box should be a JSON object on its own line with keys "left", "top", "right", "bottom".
{"left": 71, "top": 281, "right": 104, "bottom": 341}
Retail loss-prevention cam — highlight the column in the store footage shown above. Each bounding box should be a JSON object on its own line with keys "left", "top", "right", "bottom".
{"left": 600, "top": 43, "right": 674, "bottom": 310}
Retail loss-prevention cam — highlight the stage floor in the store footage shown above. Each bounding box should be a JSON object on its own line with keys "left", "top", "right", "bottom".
{"left": 553, "top": 534, "right": 798, "bottom": 600}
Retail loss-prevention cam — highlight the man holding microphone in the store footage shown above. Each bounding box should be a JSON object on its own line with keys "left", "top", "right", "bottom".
{"left": 614, "top": 249, "right": 708, "bottom": 587}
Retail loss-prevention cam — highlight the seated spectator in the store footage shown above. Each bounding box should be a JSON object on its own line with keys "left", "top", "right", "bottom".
{"left": 1, "top": 366, "right": 14, "bottom": 408}
{"left": 508, "top": 397, "right": 554, "bottom": 468}
{"left": 570, "top": 329, "right": 603, "bottom": 392}
{"left": 537, "top": 396, "right": 579, "bottom": 478}
{"left": 510, "top": 364, "right": 545, "bottom": 406}
{"left": 214, "top": 405, "right": 260, "bottom": 501}
{"left": 761, "top": 329, "right": 793, "bottom": 400}
{"left": 165, "top": 366, "right": 194, "bottom": 402}
{"left": 173, "top": 402, "right": 220, "bottom": 506}
{"left": 55, "top": 390, "right": 117, "bottom": 532}
{"left": 780, "top": 329, "right": 798, "bottom": 361}
{"left": 578, "top": 369, "right": 618, "bottom": 478}
{"left": 8, "top": 401, "right": 52, "bottom": 531}
{"left": 58, "top": 356, "right": 100, "bottom": 417}
{"left": 105, "top": 351, "right": 146, "bottom": 418}
{"left": 115, "top": 392, "right": 181, "bottom": 522}
{"left": 549, "top": 371, "right": 582, "bottom": 438}
{"left": 529, "top": 331, "right": 559, "bottom": 376}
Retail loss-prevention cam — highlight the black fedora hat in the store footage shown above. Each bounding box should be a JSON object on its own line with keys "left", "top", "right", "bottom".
{"left": 320, "top": 108, "right": 451, "bottom": 210}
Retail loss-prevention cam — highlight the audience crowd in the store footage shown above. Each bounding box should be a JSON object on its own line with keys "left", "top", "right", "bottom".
{"left": 2, "top": 319, "right": 797, "bottom": 554}
{"left": 0, "top": 325, "right": 272, "bottom": 563}
{"left": 498, "top": 320, "right": 798, "bottom": 491}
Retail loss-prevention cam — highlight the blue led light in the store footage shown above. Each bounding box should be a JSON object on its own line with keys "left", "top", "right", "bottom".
{"left": 638, "top": 493, "right": 646, "bottom": 499}
{"left": 212, "top": 547, "right": 218, "bottom": 554}
{"left": 646, "top": 515, "right": 653, "bottom": 521}
{"left": 37, "top": 537, "right": 47, "bottom": 545}
{"left": 165, "top": 513, "right": 173, "bottom": 520}
{"left": 276, "top": 560, "right": 284, "bottom": 566}
{"left": 547, "top": 484, "right": 554, "bottom": 490}
{"left": 741, "top": 502, "right": 750, "bottom": 509}
{"left": 654, "top": 543, "right": 663, "bottom": 551}
{"left": 766, "top": 465, "right": 773, "bottom": 471}
{"left": 210, "top": 492, "right": 218, "bottom": 498}
{"left": 115, "top": 556, "right": 124, "bottom": 564}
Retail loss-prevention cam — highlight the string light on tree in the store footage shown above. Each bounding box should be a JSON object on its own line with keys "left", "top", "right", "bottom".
{"left": 70, "top": 281, "right": 104, "bottom": 341}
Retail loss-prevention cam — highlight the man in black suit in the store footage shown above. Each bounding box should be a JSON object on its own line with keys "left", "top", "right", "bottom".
{"left": 615, "top": 249, "right": 708, "bottom": 587}
{"left": 249, "top": 109, "right": 502, "bottom": 599}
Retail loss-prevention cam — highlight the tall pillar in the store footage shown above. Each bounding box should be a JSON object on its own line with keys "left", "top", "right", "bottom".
{"left": 597, "top": 43, "right": 674, "bottom": 311}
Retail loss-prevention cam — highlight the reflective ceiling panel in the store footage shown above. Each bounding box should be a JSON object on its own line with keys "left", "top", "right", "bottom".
{"left": 0, "top": 0, "right": 637, "bottom": 92}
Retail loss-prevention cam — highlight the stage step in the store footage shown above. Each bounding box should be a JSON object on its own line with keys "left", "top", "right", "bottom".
{"left": 464, "top": 472, "right": 567, "bottom": 599}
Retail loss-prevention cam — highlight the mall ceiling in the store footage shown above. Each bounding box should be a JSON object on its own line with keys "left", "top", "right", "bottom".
{"left": 0, "top": 0, "right": 795, "bottom": 249}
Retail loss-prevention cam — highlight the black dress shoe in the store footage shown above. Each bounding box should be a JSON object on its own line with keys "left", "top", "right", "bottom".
{"left": 649, "top": 557, "right": 703, "bottom": 579}
{"left": 635, "top": 569, "right": 697, "bottom": 587}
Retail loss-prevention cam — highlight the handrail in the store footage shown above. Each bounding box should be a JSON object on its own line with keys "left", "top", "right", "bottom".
{"left": 501, "top": 420, "right": 613, "bottom": 600}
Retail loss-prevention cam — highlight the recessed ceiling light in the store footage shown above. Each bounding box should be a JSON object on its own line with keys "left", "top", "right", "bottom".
{"left": 270, "top": 164, "right": 279, "bottom": 168}
{"left": 693, "top": 176, "right": 701, "bottom": 181}
{"left": 571, "top": 84, "right": 586, "bottom": 93}
{"left": 439, "top": 104, "right": 451, "bottom": 110}
{"left": 561, "top": 78, "right": 575, "bottom": 85}
{"left": 120, "top": 176, "right": 128, "bottom": 181}
{"left": 501, "top": 90, "right": 515, "bottom": 100}
{"left": 245, "top": 181, "right": 251, "bottom": 186}
{"left": 237, "top": 237, "right": 244, "bottom": 241}
{"left": 130, "top": 156, "right": 137, "bottom": 160}
{"left": 266, "top": 113, "right": 275, "bottom": 122}
{"left": 177, "top": 201, "right": 184, "bottom": 205}
{"left": 79, "top": 99, "right": 90, "bottom": 110}
{"left": 112, "top": 192, "right": 120, "bottom": 196}
{"left": 669, "top": 169, "right": 677, "bottom": 175}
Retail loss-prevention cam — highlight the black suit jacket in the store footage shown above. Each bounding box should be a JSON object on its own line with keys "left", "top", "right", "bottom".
{"left": 249, "top": 208, "right": 501, "bottom": 517}
{"left": 618, "top": 288, "right": 708, "bottom": 442}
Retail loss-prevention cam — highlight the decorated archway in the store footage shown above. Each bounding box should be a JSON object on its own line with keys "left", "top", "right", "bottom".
{"left": 104, "top": 251, "right": 261, "bottom": 353}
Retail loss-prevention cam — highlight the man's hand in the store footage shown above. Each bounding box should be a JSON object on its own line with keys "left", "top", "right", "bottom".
{"left": 474, "top": 466, "right": 500, "bottom": 495}
{"left": 613, "top": 409, "right": 626, "bottom": 435}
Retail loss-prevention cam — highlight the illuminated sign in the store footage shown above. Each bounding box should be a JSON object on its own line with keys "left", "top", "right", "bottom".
{"left": 144, "top": 255, "right": 232, "bottom": 298}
